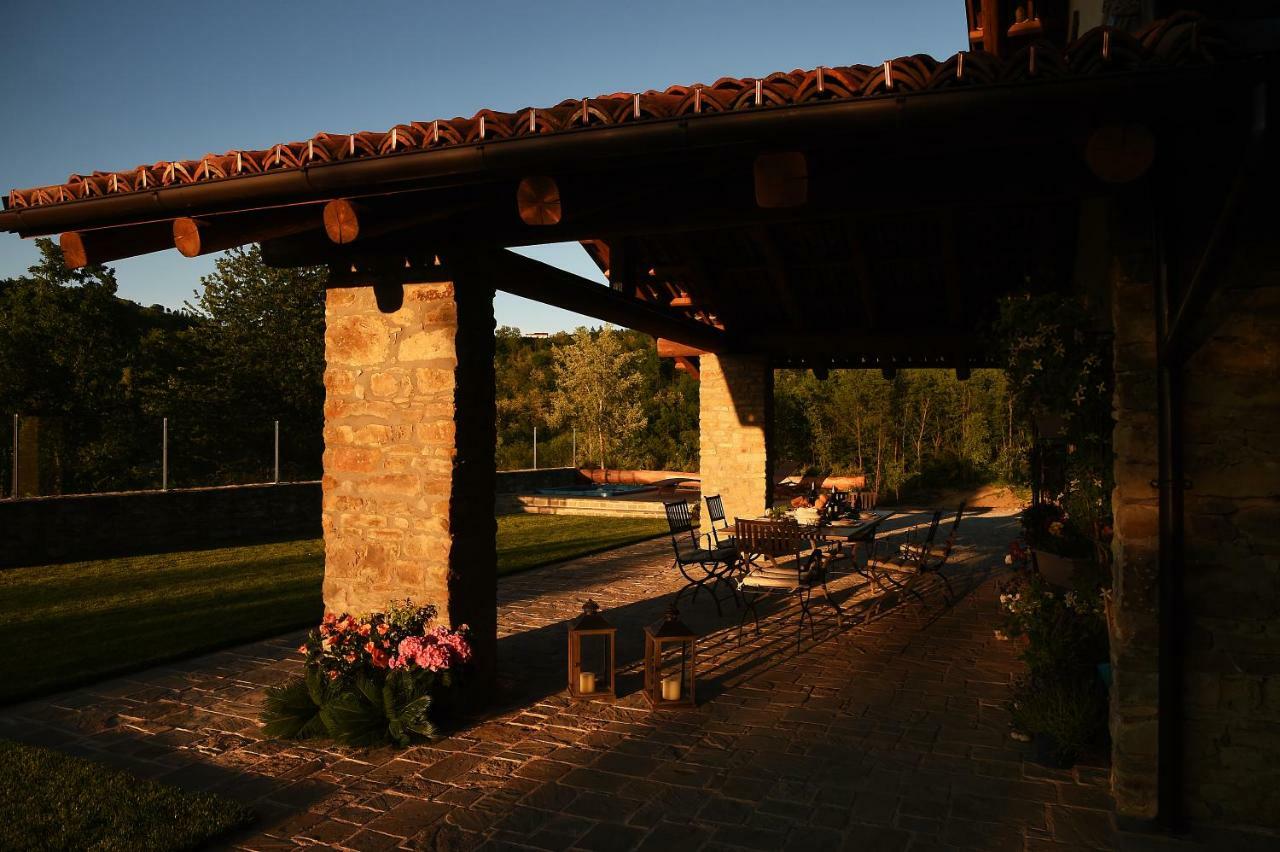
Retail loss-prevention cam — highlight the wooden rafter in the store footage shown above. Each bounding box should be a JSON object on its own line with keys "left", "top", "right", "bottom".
{"left": 751, "top": 225, "right": 804, "bottom": 329}
{"left": 468, "top": 249, "right": 726, "bottom": 353}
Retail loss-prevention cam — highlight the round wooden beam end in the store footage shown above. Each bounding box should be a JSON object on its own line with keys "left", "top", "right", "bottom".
{"left": 59, "top": 232, "right": 88, "bottom": 269}
{"left": 172, "top": 218, "right": 203, "bottom": 257}
{"left": 1085, "top": 124, "right": 1155, "bottom": 184}
{"left": 517, "top": 176, "right": 562, "bottom": 226}
{"left": 324, "top": 199, "right": 361, "bottom": 244}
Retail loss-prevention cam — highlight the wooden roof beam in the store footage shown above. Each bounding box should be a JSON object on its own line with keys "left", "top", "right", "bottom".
{"left": 173, "top": 205, "right": 323, "bottom": 257}
{"left": 323, "top": 198, "right": 464, "bottom": 245}
{"left": 470, "top": 249, "right": 727, "bottom": 353}
{"left": 845, "top": 222, "right": 877, "bottom": 329}
{"left": 60, "top": 221, "right": 175, "bottom": 269}
{"left": 760, "top": 332, "right": 988, "bottom": 361}
{"left": 751, "top": 225, "right": 804, "bottom": 329}
{"left": 656, "top": 339, "right": 709, "bottom": 358}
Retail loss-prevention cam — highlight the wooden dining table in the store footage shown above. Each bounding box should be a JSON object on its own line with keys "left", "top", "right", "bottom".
{"left": 723, "top": 510, "right": 896, "bottom": 592}
{"left": 722, "top": 511, "right": 890, "bottom": 545}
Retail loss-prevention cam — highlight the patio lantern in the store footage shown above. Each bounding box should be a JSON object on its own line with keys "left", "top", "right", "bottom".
{"left": 567, "top": 599, "right": 616, "bottom": 701}
{"left": 643, "top": 604, "right": 698, "bottom": 709}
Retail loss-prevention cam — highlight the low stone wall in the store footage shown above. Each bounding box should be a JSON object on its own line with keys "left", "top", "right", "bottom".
{"left": 0, "top": 482, "right": 321, "bottom": 568}
{"left": 495, "top": 493, "right": 675, "bottom": 518}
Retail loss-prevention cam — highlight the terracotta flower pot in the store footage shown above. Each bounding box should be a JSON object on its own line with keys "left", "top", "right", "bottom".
{"left": 1032, "top": 548, "right": 1087, "bottom": 588}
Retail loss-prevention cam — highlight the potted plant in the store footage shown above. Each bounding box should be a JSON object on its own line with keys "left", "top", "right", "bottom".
{"left": 1011, "top": 675, "right": 1108, "bottom": 768}
{"left": 1020, "top": 503, "right": 1096, "bottom": 588}
{"left": 1002, "top": 574, "right": 1110, "bottom": 765}
{"left": 261, "top": 600, "right": 471, "bottom": 747}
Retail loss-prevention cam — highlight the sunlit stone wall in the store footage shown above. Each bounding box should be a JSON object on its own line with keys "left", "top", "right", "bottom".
{"left": 699, "top": 354, "right": 773, "bottom": 523}
{"left": 321, "top": 277, "right": 496, "bottom": 675}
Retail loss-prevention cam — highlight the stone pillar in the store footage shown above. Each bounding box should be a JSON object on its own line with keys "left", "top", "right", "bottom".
{"left": 321, "top": 273, "right": 496, "bottom": 677}
{"left": 1109, "top": 209, "right": 1161, "bottom": 821}
{"left": 699, "top": 353, "right": 773, "bottom": 522}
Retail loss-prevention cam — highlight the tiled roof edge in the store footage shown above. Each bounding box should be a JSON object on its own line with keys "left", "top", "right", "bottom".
{"left": 4, "top": 15, "right": 1223, "bottom": 211}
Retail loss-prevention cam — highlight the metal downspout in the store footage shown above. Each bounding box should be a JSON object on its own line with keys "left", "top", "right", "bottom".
{"left": 1153, "top": 213, "right": 1184, "bottom": 833}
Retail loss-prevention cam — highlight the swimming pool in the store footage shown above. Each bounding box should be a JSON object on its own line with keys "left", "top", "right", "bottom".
{"left": 535, "top": 483, "right": 653, "bottom": 498}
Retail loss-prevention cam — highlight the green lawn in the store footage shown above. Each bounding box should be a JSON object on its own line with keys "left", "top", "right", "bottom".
{"left": 495, "top": 513, "right": 666, "bottom": 575}
{"left": 0, "top": 739, "right": 254, "bottom": 851}
{"left": 0, "top": 514, "right": 665, "bottom": 703}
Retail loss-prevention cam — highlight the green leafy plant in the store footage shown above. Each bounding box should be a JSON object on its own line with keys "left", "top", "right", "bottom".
{"left": 1010, "top": 675, "right": 1108, "bottom": 767}
{"left": 1000, "top": 573, "right": 1108, "bottom": 681}
{"left": 261, "top": 601, "right": 471, "bottom": 747}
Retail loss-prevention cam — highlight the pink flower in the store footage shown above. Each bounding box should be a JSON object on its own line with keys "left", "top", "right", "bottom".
{"left": 297, "top": 643, "right": 308, "bottom": 654}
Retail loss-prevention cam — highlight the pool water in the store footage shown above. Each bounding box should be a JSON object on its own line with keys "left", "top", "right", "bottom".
{"left": 535, "top": 483, "right": 652, "bottom": 498}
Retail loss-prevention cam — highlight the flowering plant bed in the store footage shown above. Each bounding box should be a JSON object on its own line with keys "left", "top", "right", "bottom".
{"left": 261, "top": 600, "right": 471, "bottom": 747}
{"left": 999, "top": 567, "right": 1109, "bottom": 766}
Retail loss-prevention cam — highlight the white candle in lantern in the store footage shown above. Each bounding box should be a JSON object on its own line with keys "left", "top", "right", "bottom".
{"left": 661, "top": 674, "right": 682, "bottom": 701}
{"left": 578, "top": 671, "right": 596, "bottom": 694}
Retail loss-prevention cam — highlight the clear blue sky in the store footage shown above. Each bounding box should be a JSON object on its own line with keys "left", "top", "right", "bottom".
{"left": 0, "top": 0, "right": 964, "bottom": 332}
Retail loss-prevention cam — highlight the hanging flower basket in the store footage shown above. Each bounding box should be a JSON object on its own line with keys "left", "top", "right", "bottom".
{"left": 1032, "top": 548, "right": 1090, "bottom": 589}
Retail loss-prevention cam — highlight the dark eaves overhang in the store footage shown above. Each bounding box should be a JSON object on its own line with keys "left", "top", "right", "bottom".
{"left": 0, "top": 60, "right": 1253, "bottom": 240}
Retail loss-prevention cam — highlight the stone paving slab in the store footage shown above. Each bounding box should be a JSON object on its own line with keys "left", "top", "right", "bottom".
{"left": 0, "top": 509, "right": 1211, "bottom": 851}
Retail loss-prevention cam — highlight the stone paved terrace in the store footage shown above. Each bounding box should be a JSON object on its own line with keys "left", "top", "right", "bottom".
{"left": 0, "top": 509, "right": 1240, "bottom": 852}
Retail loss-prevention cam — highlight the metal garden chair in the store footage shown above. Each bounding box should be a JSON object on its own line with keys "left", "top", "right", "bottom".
{"left": 866, "top": 507, "right": 963, "bottom": 610}
{"left": 900, "top": 502, "right": 964, "bottom": 563}
{"left": 663, "top": 500, "right": 738, "bottom": 615}
{"left": 735, "top": 517, "right": 842, "bottom": 645}
{"left": 703, "top": 494, "right": 735, "bottom": 550}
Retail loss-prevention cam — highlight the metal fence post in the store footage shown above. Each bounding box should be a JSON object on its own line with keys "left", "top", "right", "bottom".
{"left": 274, "top": 420, "right": 280, "bottom": 484}
{"left": 162, "top": 417, "right": 169, "bottom": 491}
{"left": 532, "top": 426, "right": 538, "bottom": 470}
{"left": 10, "top": 414, "right": 18, "bottom": 499}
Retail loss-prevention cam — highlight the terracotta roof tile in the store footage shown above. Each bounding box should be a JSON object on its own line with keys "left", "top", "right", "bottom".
{"left": 3, "top": 15, "right": 1222, "bottom": 211}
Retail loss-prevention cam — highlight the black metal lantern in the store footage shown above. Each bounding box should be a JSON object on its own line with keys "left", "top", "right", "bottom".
{"left": 643, "top": 604, "right": 698, "bottom": 708}
{"left": 568, "top": 599, "right": 616, "bottom": 701}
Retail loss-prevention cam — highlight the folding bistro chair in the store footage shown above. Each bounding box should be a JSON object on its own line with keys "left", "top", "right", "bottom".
{"left": 736, "top": 518, "right": 842, "bottom": 645}
{"left": 866, "top": 506, "right": 965, "bottom": 610}
{"left": 860, "top": 510, "right": 942, "bottom": 612}
{"left": 900, "top": 502, "right": 964, "bottom": 563}
{"left": 900, "top": 503, "right": 965, "bottom": 604}
{"left": 664, "top": 500, "right": 737, "bottom": 615}
{"left": 703, "top": 494, "right": 736, "bottom": 550}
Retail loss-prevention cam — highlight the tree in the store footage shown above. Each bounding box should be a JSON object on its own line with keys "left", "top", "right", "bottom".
{"left": 0, "top": 239, "right": 191, "bottom": 492}
{"left": 171, "top": 246, "right": 327, "bottom": 482}
{"left": 547, "top": 326, "right": 647, "bottom": 470}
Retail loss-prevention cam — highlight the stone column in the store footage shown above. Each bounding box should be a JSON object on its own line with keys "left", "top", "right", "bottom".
{"left": 699, "top": 353, "right": 773, "bottom": 523}
{"left": 321, "top": 272, "right": 496, "bottom": 678}
{"left": 1109, "top": 209, "right": 1161, "bottom": 821}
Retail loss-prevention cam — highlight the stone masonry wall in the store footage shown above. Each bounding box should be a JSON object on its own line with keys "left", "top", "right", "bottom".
{"left": 1178, "top": 247, "right": 1280, "bottom": 824}
{"left": 322, "top": 277, "right": 496, "bottom": 673}
{"left": 1110, "top": 187, "right": 1280, "bottom": 830}
{"left": 1108, "top": 203, "right": 1161, "bottom": 821}
{"left": 699, "top": 354, "right": 773, "bottom": 522}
